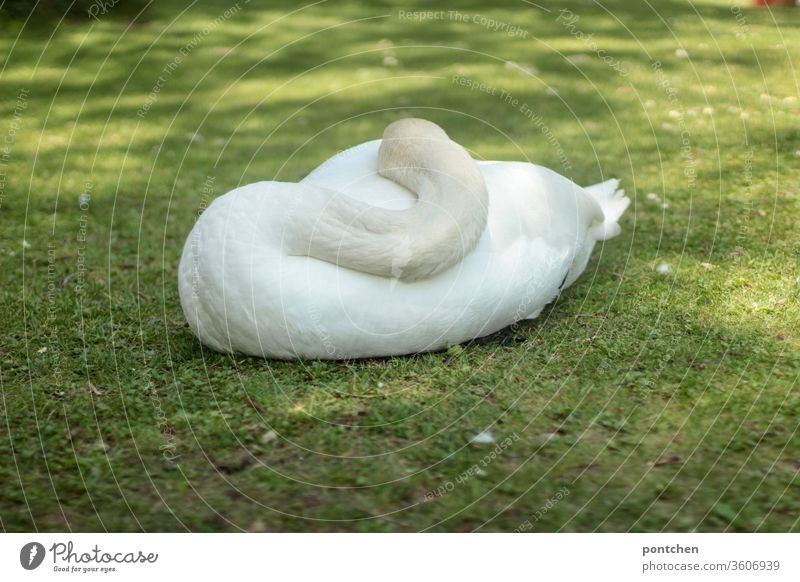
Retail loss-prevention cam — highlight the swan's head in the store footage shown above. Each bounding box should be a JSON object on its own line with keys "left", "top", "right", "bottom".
{"left": 382, "top": 118, "right": 450, "bottom": 141}
{"left": 373, "top": 118, "right": 490, "bottom": 281}
{"left": 377, "top": 118, "right": 485, "bottom": 201}
{"left": 378, "top": 118, "right": 453, "bottom": 185}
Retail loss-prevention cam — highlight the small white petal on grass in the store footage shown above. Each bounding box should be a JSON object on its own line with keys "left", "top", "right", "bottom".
{"left": 655, "top": 263, "right": 673, "bottom": 275}
{"left": 661, "top": 122, "right": 674, "bottom": 130}
{"left": 646, "top": 192, "right": 660, "bottom": 201}
{"left": 703, "top": 107, "right": 714, "bottom": 115}
{"left": 675, "top": 48, "right": 689, "bottom": 59}
{"left": 661, "top": 202, "right": 670, "bottom": 209}
{"left": 377, "top": 382, "right": 385, "bottom": 388}
{"left": 261, "top": 430, "right": 278, "bottom": 444}
{"left": 37, "top": 346, "right": 48, "bottom": 354}
{"left": 471, "top": 431, "right": 495, "bottom": 445}
{"left": 700, "top": 262, "right": 715, "bottom": 270}
{"left": 668, "top": 110, "right": 681, "bottom": 118}
{"left": 382, "top": 56, "right": 398, "bottom": 67}
{"left": 566, "top": 53, "right": 591, "bottom": 64}
{"left": 644, "top": 99, "right": 656, "bottom": 108}
{"left": 506, "top": 62, "right": 541, "bottom": 75}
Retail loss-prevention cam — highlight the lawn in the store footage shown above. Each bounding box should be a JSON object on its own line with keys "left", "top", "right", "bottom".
{"left": 1, "top": 0, "right": 798, "bottom": 532}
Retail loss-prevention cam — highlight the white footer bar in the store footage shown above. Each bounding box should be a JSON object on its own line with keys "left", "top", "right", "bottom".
{"left": 1, "top": 533, "right": 797, "bottom": 581}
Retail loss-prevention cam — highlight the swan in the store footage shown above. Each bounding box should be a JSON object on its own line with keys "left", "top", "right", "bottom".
{"left": 178, "top": 118, "right": 629, "bottom": 359}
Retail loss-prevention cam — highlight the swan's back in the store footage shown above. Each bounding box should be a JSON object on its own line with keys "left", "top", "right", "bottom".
{"left": 303, "top": 140, "right": 414, "bottom": 209}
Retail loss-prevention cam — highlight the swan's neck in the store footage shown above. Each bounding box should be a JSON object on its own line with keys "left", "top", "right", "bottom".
{"left": 289, "top": 119, "right": 489, "bottom": 281}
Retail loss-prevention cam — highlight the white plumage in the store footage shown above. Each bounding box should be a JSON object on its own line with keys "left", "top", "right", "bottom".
{"left": 178, "top": 119, "right": 629, "bottom": 359}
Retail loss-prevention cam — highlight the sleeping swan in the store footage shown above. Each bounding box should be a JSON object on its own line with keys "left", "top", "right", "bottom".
{"left": 178, "top": 118, "right": 629, "bottom": 359}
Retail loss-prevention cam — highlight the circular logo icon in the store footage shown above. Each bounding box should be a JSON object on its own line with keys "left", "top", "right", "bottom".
{"left": 20, "top": 542, "right": 46, "bottom": 570}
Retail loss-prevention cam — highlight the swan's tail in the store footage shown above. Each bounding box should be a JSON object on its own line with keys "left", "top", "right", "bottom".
{"left": 584, "top": 178, "right": 630, "bottom": 241}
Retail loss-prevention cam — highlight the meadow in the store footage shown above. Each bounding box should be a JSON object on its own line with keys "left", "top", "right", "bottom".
{"left": 1, "top": 0, "right": 798, "bottom": 531}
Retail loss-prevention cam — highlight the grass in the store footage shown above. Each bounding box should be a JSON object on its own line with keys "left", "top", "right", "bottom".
{"left": 1, "top": 0, "right": 798, "bottom": 532}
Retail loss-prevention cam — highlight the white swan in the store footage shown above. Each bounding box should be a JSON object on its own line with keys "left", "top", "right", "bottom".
{"left": 178, "top": 119, "right": 629, "bottom": 359}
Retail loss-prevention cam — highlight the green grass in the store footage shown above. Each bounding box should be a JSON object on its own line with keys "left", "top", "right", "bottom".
{"left": 1, "top": 0, "right": 798, "bottom": 532}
